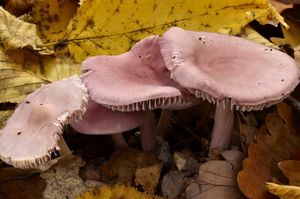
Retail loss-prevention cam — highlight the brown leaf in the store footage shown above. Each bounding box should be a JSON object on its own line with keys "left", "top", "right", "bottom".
{"left": 101, "top": 148, "right": 158, "bottom": 185}
{"left": 0, "top": 167, "right": 46, "bottom": 199}
{"left": 135, "top": 163, "right": 162, "bottom": 194}
{"left": 238, "top": 103, "right": 300, "bottom": 199}
{"left": 278, "top": 160, "right": 300, "bottom": 186}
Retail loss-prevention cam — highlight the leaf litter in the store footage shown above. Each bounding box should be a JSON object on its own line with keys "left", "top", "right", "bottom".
{"left": 0, "top": 0, "right": 300, "bottom": 199}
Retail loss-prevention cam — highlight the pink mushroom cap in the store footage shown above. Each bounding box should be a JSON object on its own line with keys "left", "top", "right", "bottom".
{"left": 0, "top": 76, "right": 88, "bottom": 169}
{"left": 81, "top": 35, "right": 198, "bottom": 112}
{"left": 160, "top": 27, "right": 300, "bottom": 111}
{"left": 70, "top": 99, "right": 146, "bottom": 134}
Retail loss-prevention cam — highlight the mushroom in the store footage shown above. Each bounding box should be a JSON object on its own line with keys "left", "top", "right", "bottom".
{"left": 159, "top": 27, "right": 300, "bottom": 155}
{"left": 70, "top": 98, "right": 147, "bottom": 148}
{"left": 0, "top": 76, "right": 88, "bottom": 169}
{"left": 81, "top": 35, "right": 198, "bottom": 152}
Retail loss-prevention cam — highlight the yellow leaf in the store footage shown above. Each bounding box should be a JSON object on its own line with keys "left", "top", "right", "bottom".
{"left": 241, "top": 25, "right": 280, "bottom": 49}
{"left": 66, "top": 0, "right": 286, "bottom": 62}
{"left": 0, "top": 45, "right": 80, "bottom": 103}
{"left": 33, "top": 0, "right": 78, "bottom": 43}
{"left": 282, "top": 19, "right": 300, "bottom": 48}
{"left": 77, "top": 185, "right": 164, "bottom": 199}
{"left": 266, "top": 182, "right": 300, "bottom": 199}
{"left": 135, "top": 164, "right": 161, "bottom": 194}
{"left": 0, "top": 110, "right": 13, "bottom": 128}
{"left": 0, "top": 7, "right": 53, "bottom": 55}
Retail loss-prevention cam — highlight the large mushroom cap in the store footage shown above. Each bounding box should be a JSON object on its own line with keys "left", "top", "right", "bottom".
{"left": 0, "top": 76, "right": 88, "bottom": 169}
{"left": 70, "top": 99, "right": 147, "bottom": 134}
{"left": 82, "top": 35, "right": 198, "bottom": 112}
{"left": 160, "top": 27, "right": 300, "bottom": 111}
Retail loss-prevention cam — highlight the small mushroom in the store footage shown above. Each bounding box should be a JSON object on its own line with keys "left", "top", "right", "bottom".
{"left": 81, "top": 35, "right": 198, "bottom": 152}
{"left": 0, "top": 76, "right": 88, "bottom": 169}
{"left": 160, "top": 27, "right": 300, "bottom": 155}
{"left": 70, "top": 98, "right": 147, "bottom": 148}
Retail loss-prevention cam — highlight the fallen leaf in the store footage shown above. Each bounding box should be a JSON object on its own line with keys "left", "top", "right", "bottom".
{"left": 0, "top": 167, "right": 46, "bottom": 199}
{"left": 0, "top": 110, "right": 13, "bottom": 128}
{"left": 0, "top": 46, "right": 47, "bottom": 103}
{"left": 241, "top": 25, "right": 280, "bottom": 49}
{"left": 77, "top": 184, "right": 164, "bottom": 199}
{"left": 0, "top": 45, "right": 81, "bottom": 103}
{"left": 101, "top": 148, "right": 158, "bottom": 185}
{"left": 66, "top": 0, "right": 286, "bottom": 62}
{"left": 135, "top": 163, "right": 161, "bottom": 194}
{"left": 295, "top": 45, "right": 300, "bottom": 64}
{"left": 33, "top": 0, "right": 78, "bottom": 43}
{"left": 161, "top": 171, "right": 188, "bottom": 199}
{"left": 268, "top": 0, "right": 293, "bottom": 13}
{"left": 4, "top": 0, "right": 35, "bottom": 16}
{"left": 278, "top": 160, "right": 300, "bottom": 186}
{"left": 173, "top": 150, "right": 200, "bottom": 173}
{"left": 238, "top": 103, "right": 300, "bottom": 199}
{"left": 185, "top": 160, "right": 244, "bottom": 199}
{"left": 281, "top": 19, "right": 300, "bottom": 47}
{"left": 41, "top": 155, "right": 101, "bottom": 199}
{"left": 266, "top": 182, "right": 300, "bottom": 199}
{"left": 0, "top": 7, "right": 53, "bottom": 54}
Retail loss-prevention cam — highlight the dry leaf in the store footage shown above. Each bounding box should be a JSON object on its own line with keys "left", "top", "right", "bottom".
{"left": 266, "top": 182, "right": 300, "bottom": 199}
{"left": 41, "top": 156, "right": 101, "bottom": 199}
{"left": 66, "top": 0, "right": 286, "bottom": 62}
{"left": 295, "top": 45, "right": 300, "bottom": 64}
{"left": 0, "top": 109, "right": 13, "bottom": 128}
{"left": 278, "top": 160, "right": 300, "bottom": 186}
{"left": 161, "top": 171, "right": 188, "bottom": 199}
{"left": 238, "top": 102, "right": 300, "bottom": 199}
{"left": 0, "top": 167, "right": 46, "bottom": 199}
{"left": 4, "top": 0, "right": 35, "bottom": 16}
{"left": 185, "top": 160, "right": 244, "bottom": 199}
{"left": 282, "top": 19, "right": 300, "bottom": 47}
{"left": 0, "top": 7, "right": 53, "bottom": 54}
{"left": 268, "top": 0, "right": 293, "bottom": 13}
{"left": 0, "top": 46, "right": 47, "bottom": 103}
{"left": 101, "top": 148, "right": 158, "bottom": 185}
{"left": 135, "top": 163, "right": 161, "bottom": 194}
{"left": 33, "top": 0, "right": 78, "bottom": 43}
{"left": 77, "top": 184, "right": 164, "bottom": 199}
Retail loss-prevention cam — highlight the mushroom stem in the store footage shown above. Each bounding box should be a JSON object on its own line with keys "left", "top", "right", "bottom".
{"left": 58, "top": 134, "right": 72, "bottom": 157}
{"left": 156, "top": 109, "right": 173, "bottom": 136}
{"left": 209, "top": 100, "right": 234, "bottom": 156}
{"left": 111, "top": 133, "right": 128, "bottom": 148}
{"left": 140, "top": 111, "right": 156, "bottom": 152}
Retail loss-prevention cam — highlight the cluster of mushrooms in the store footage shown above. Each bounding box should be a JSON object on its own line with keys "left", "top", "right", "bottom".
{"left": 0, "top": 27, "right": 299, "bottom": 170}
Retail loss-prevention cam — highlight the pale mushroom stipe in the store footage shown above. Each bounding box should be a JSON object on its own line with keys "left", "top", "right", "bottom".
{"left": 160, "top": 27, "right": 300, "bottom": 155}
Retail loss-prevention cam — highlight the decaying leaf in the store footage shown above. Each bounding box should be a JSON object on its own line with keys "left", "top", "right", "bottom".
{"left": 0, "top": 46, "right": 47, "bottom": 103}
{"left": 101, "top": 148, "right": 158, "bottom": 186}
{"left": 66, "top": 0, "right": 286, "bottom": 62}
{"left": 238, "top": 102, "right": 300, "bottom": 199}
{"left": 135, "top": 163, "right": 161, "bottom": 194}
{"left": 77, "top": 185, "right": 164, "bottom": 199}
{"left": 281, "top": 19, "right": 300, "bottom": 47}
{"left": 241, "top": 25, "right": 280, "bottom": 49}
{"left": 41, "top": 155, "right": 101, "bottom": 199}
{"left": 33, "top": 0, "right": 78, "bottom": 43}
{"left": 0, "top": 7, "right": 53, "bottom": 54}
{"left": 266, "top": 182, "right": 300, "bottom": 199}
{"left": 0, "top": 167, "right": 46, "bottom": 199}
{"left": 185, "top": 160, "right": 244, "bottom": 199}
{"left": 295, "top": 45, "right": 300, "bottom": 64}
{"left": 278, "top": 160, "right": 300, "bottom": 186}
{"left": 4, "top": 0, "right": 35, "bottom": 16}
{"left": 0, "top": 109, "right": 13, "bottom": 128}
